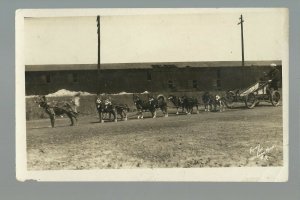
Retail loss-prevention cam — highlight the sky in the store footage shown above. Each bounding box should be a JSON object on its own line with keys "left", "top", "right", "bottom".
{"left": 24, "top": 9, "right": 288, "bottom": 65}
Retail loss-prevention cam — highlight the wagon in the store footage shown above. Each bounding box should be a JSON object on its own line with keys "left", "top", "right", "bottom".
{"left": 225, "top": 80, "right": 281, "bottom": 109}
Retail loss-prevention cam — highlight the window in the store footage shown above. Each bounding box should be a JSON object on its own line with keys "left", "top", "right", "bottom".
{"left": 168, "top": 80, "right": 174, "bottom": 89}
{"left": 147, "top": 71, "right": 152, "bottom": 81}
{"left": 72, "top": 73, "right": 78, "bottom": 82}
{"left": 192, "top": 80, "right": 197, "bottom": 88}
{"left": 188, "top": 80, "right": 198, "bottom": 88}
{"left": 217, "top": 69, "right": 221, "bottom": 79}
{"left": 46, "top": 74, "right": 51, "bottom": 83}
{"left": 67, "top": 73, "right": 78, "bottom": 83}
{"left": 41, "top": 74, "right": 51, "bottom": 83}
{"left": 212, "top": 80, "right": 217, "bottom": 88}
{"left": 217, "top": 80, "right": 221, "bottom": 90}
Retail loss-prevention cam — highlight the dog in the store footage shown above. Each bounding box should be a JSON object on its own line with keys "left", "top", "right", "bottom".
{"left": 213, "top": 95, "right": 226, "bottom": 112}
{"left": 202, "top": 92, "right": 214, "bottom": 112}
{"left": 35, "top": 95, "right": 79, "bottom": 128}
{"left": 202, "top": 92, "right": 226, "bottom": 112}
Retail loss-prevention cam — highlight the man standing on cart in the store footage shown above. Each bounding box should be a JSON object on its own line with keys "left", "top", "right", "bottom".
{"left": 265, "top": 64, "right": 281, "bottom": 91}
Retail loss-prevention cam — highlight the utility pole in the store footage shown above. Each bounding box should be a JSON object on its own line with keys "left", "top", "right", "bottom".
{"left": 97, "top": 15, "right": 101, "bottom": 91}
{"left": 238, "top": 14, "right": 245, "bottom": 67}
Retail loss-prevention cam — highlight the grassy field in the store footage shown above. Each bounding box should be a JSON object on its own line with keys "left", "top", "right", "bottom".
{"left": 26, "top": 103, "right": 283, "bottom": 170}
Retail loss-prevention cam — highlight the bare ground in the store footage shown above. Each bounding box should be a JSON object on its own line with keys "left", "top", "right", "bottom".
{"left": 26, "top": 103, "right": 283, "bottom": 170}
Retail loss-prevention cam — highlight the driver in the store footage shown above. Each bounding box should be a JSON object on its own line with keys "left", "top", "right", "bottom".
{"left": 265, "top": 64, "right": 281, "bottom": 90}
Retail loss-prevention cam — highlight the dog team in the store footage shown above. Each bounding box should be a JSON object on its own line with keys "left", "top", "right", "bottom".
{"left": 35, "top": 92, "right": 226, "bottom": 127}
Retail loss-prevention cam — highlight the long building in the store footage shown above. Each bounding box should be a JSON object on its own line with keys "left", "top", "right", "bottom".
{"left": 25, "top": 60, "right": 282, "bottom": 95}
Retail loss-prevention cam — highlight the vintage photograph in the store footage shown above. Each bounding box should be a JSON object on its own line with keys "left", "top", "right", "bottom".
{"left": 16, "top": 8, "right": 288, "bottom": 181}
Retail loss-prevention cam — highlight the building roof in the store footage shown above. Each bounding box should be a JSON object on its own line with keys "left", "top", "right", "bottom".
{"left": 25, "top": 60, "right": 282, "bottom": 72}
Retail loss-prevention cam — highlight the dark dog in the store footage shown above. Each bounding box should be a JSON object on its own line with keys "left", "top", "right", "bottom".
{"left": 95, "top": 97, "right": 118, "bottom": 123}
{"left": 167, "top": 95, "right": 186, "bottom": 114}
{"left": 104, "top": 98, "right": 129, "bottom": 121}
{"left": 35, "top": 95, "right": 78, "bottom": 128}
{"left": 181, "top": 96, "right": 199, "bottom": 114}
{"left": 202, "top": 92, "right": 214, "bottom": 112}
{"left": 168, "top": 95, "right": 199, "bottom": 114}
{"left": 133, "top": 94, "right": 168, "bottom": 119}
{"left": 115, "top": 105, "right": 130, "bottom": 121}
{"left": 202, "top": 92, "right": 226, "bottom": 112}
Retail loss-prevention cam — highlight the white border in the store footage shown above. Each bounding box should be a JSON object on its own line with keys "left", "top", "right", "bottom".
{"left": 16, "top": 8, "right": 289, "bottom": 182}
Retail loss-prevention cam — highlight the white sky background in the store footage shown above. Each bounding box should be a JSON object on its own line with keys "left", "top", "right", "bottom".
{"left": 24, "top": 9, "right": 288, "bottom": 65}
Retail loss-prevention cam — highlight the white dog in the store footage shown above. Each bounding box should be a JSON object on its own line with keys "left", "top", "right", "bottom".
{"left": 214, "top": 95, "right": 226, "bottom": 112}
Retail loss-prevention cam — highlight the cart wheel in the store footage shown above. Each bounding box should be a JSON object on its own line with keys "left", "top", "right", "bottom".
{"left": 245, "top": 93, "right": 258, "bottom": 109}
{"left": 271, "top": 90, "right": 280, "bottom": 106}
{"left": 224, "top": 91, "right": 235, "bottom": 108}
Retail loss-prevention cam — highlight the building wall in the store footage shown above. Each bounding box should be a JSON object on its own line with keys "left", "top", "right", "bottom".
{"left": 220, "top": 66, "right": 274, "bottom": 90}
{"left": 25, "top": 66, "right": 281, "bottom": 95}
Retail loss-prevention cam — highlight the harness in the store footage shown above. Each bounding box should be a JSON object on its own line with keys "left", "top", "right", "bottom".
{"left": 96, "top": 98, "right": 116, "bottom": 114}
{"left": 39, "top": 101, "right": 56, "bottom": 116}
{"left": 168, "top": 96, "right": 184, "bottom": 108}
{"left": 134, "top": 97, "right": 155, "bottom": 111}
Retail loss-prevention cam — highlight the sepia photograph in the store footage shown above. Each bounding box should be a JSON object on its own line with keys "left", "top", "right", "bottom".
{"left": 16, "top": 8, "right": 288, "bottom": 181}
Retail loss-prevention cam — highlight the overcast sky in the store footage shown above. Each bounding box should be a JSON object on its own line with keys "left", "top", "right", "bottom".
{"left": 24, "top": 9, "right": 288, "bottom": 65}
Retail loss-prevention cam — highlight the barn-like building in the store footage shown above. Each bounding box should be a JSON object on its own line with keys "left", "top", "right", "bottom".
{"left": 25, "top": 60, "right": 282, "bottom": 95}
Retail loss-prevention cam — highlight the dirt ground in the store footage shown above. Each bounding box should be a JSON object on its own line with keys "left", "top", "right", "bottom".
{"left": 26, "top": 103, "right": 283, "bottom": 170}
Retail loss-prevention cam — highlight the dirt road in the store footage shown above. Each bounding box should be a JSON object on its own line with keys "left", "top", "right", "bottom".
{"left": 26, "top": 104, "right": 283, "bottom": 170}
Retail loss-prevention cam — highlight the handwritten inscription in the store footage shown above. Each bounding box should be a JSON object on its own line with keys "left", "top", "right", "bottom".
{"left": 249, "top": 144, "right": 275, "bottom": 161}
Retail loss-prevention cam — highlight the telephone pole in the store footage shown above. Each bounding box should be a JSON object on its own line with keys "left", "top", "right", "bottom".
{"left": 238, "top": 14, "right": 245, "bottom": 67}
{"left": 97, "top": 15, "right": 101, "bottom": 90}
